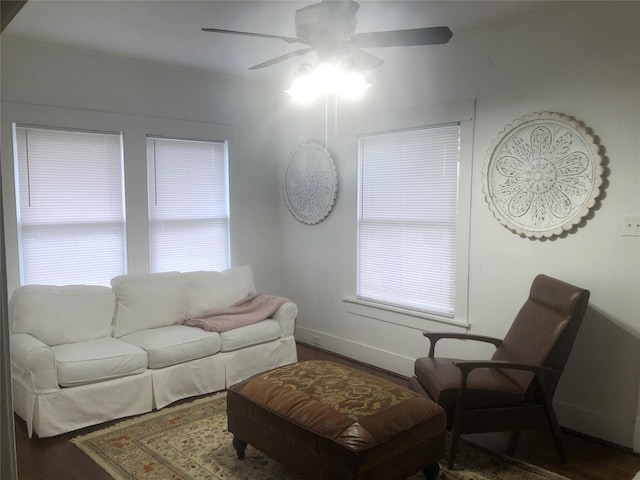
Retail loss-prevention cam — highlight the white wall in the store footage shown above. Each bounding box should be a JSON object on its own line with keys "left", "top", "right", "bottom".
{"left": 0, "top": 38, "right": 285, "bottom": 296}
{"left": 273, "top": 2, "right": 640, "bottom": 449}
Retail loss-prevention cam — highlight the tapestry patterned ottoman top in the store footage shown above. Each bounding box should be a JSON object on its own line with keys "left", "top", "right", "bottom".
{"left": 233, "top": 360, "right": 445, "bottom": 451}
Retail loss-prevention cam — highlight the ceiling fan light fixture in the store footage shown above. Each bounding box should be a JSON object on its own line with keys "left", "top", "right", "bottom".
{"left": 285, "top": 64, "right": 320, "bottom": 103}
{"left": 338, "top": 63, "right": 371, "bottom": 100}
{"left": 338, "top": 72, "right": 371, "bottom": 100}
{"left": 286, "top": 60, "right": 371, "bottom": 103}
{"left": 313, "top": 62, "right": 342, "bottom": 95}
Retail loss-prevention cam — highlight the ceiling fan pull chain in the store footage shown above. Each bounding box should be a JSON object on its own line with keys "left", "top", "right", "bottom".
{"left": 325, "top": 93, "right": 329, "bottom": 150}
{"left": 334, "top": 93, "right": 339, "bottom": 139}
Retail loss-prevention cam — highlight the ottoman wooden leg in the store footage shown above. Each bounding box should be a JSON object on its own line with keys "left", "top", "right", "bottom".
{"left": 232, "top": 437, "right": 247, "bottom": 460}
{"left": 424, "top": 462, "right": 440, "bottom": 480}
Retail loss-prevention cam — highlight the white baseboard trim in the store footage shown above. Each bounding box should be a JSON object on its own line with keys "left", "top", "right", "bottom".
{"left": 295, "top": 327, "right": 635, "bottom": 450}
{"left": 295, "top": 327, "right": 415, "bottom": 378}
{"left": 554, "top": 400, "right": 635, "bottom": 449}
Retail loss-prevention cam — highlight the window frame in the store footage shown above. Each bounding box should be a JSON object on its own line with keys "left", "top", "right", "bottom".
{"left": 1, "top": 103, "right": 238, "bottom": 295}
{"left": 356, "top": 123, "right": 462, "bottom": 318}
{"left": 12, "top": 123, "right": 127, "bottom": 287}
{"left": 146, "top": 135, "right": 230, "bottom": 274}
{"left": 344, "top": 101, "right": 473, "bottom": 328}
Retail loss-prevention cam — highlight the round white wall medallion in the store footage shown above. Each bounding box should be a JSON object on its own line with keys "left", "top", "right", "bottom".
{"left": 482, "top": 112, "right": 604, "bottom": 239}
{"left": 283, "top": 142, "right": 338, "bottom": 225}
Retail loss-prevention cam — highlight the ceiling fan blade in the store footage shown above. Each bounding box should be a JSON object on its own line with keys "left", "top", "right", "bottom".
{"left": 249, "top": 48, "right": 314, "bottom": 70}
{"left": 351, "top": 48, "right": 385, "bottom": 70}
{"left": 352, "top": 26, "right": 453, "bottom": 48}
{"left": 202, "top": 28, "right": 305, "bottom": 45}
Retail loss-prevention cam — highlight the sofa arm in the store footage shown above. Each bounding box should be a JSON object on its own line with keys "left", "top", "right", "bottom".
{"left": 271, "top": 302, "right": 298, "bottom": 337}
{"left": 10, "top": 333, "right": 60, "bottom": 394}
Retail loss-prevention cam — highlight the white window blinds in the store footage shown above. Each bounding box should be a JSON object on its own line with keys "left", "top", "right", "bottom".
{"left": 13, "top": 125, "right": 126, "bottom": 286}
{"left": 146, "top": 136, "right": 229, "bottom": 273}
{"left": 357, "top": 124, "right": 461, "bottom": 318}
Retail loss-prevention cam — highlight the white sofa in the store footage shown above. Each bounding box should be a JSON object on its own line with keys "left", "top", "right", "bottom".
{"left": 9, "top": 265, "right": 298, "bottom": 438}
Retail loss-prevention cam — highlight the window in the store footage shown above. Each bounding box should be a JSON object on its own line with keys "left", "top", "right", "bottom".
{"left": 13, "top": 125, "right": 126, "bottom": 286}
{"left": 357, "top": 124, "right": 461, "bottom": 318}
{"left": 146, "top": 136, "right": 229, "bottom": 273}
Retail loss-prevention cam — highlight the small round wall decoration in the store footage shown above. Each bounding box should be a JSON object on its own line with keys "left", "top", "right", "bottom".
{"left": 283, "top": 141, "right": 338, "bottom": 225}
{"left": 482, "top": 112, "right": 604, "bottom": 239}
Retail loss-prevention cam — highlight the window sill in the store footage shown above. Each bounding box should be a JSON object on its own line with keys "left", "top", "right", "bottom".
{"left": 343, "top": 296, "right": 470, "bottom": 331}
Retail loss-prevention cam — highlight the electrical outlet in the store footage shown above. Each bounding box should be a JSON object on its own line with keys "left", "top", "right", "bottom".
{"left": 621, "top": 215, "right": 640, "bottom": 236}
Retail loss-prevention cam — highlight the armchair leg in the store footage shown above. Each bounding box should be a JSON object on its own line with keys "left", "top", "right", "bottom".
{"left": 547, "top": 413, "right": 567, "bottom": 462}
{"left": 448, "top": 381, "right": 468, "bottom": 469}
{"left": 447, "top": 420, "right": 463, "bottom": 469}
{"left": 543, "top": 398, "right": 567, "bottom": 462}
{"left": 423, "top": 462, "right": 440, "bottom": 480}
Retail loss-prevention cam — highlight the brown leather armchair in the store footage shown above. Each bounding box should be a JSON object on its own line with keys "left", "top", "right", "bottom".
{"left": 409, "top": 274, "right": 590, "bottom": 469}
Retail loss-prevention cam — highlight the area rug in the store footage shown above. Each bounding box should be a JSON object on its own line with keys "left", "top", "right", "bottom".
{"left": 72, "top": 393, "right": 569, "bottom": 480}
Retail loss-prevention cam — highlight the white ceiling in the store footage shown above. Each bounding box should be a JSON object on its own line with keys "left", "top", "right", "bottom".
{"left": 3, "top": 0, "right": 545, "bottom": 80}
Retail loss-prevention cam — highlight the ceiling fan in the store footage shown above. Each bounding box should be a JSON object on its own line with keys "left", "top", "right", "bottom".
{"left": 202, "top": 0, "right": 452, "bottom": 71}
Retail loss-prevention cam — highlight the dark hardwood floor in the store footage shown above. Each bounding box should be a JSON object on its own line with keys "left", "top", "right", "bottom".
{"left": 13, "top": 343, "right": 640, "bottom": 480}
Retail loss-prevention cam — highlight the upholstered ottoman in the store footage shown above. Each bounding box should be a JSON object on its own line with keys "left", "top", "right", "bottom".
{"left": 227, "top": 360, "right": 446, "bottom": 480}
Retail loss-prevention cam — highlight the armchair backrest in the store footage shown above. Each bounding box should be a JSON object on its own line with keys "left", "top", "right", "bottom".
{"left": 491, "top": 274, "right": 590, "bottom": 398}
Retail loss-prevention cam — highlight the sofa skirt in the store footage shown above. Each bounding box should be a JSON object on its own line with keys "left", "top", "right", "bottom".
{"left": 225, "top": 336, "right": 298, "bottom": 386}
{"left": 15, "top": 372, "right": 154, "bottom": 438}
{"left": 14, "top": 335, "right": 298, "bottom": 437}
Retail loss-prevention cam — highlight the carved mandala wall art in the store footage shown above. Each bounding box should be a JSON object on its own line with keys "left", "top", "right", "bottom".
{"left": 482, "top": 112, "right": 604, "bottom": 239}
{"left": 284, "top": 141, "right": 338, "bottom": 225}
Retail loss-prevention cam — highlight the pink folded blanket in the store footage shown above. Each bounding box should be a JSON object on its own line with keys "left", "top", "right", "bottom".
{"left": 179, "top": 294, "right": 291, "bottom": 332}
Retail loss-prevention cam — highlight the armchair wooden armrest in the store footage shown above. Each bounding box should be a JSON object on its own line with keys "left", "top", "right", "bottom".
{"left": 422, "top": 332, "right": 503, "bottom": 357}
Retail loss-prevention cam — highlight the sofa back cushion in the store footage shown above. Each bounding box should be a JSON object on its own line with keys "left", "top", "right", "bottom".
{"left": 111, "top": 272, "right": 187, "bottom": 337}
{"left": 9, "top": 285, "right": 115, "bottom": 346}
{"left": 186, "top": 265, "right": 256, "bottom": 318}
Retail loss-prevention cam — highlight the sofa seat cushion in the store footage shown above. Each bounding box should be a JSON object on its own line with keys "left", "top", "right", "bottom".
{"left": 120, "top": 325, "right": 222, "bottom": 369}
{"left": 51, "top": 337, "right": 147, "bottom": 387}
{"left": 219, "top": 319, "right": 281, "bottom": 352}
